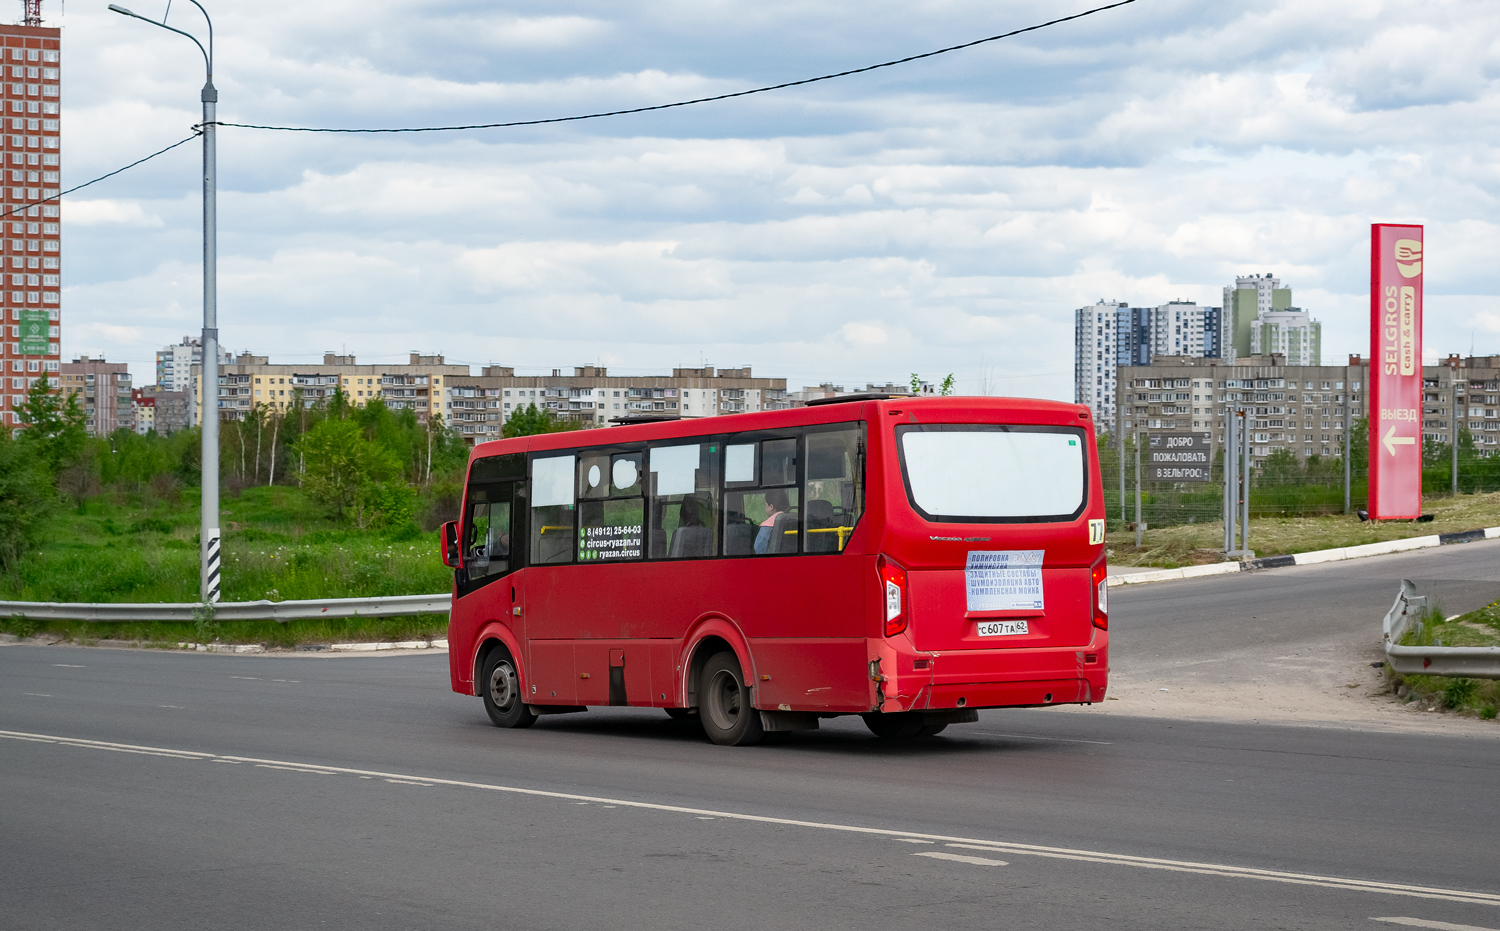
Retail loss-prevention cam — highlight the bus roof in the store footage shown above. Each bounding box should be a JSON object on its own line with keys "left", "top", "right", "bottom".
{"left": 468, "top": 395, "right": 1092, "bottom": 462}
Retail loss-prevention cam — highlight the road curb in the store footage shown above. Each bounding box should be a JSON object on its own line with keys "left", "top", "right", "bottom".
{"left": 1110, "top": 525, "right": 1500, "bottom": 587}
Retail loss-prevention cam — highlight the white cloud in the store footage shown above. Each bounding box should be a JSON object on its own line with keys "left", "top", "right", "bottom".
{"left": 45, "top": 0, "right": 1500, "bottom": 401}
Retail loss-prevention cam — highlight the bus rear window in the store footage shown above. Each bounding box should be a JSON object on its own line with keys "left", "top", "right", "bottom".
{"left": 896, "top": 425, "right": 1086, "bottom": 523}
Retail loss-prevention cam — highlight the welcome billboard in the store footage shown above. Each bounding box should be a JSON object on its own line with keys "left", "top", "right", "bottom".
{"left": 1368, "top": 223, "right": 1423, "bottom": 519}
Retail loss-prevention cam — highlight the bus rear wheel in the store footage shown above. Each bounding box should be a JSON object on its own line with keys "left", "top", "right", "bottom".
{"left": 862, "top": 712, "right": 936, "bottom": 740}
{"left": 481, "top": 646, "right": 537, "bottom": 730}
{"left": 699, "top": 652, "right": 764, "bottom": 746}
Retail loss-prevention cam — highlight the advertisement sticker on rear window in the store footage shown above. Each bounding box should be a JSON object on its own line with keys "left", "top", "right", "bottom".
{"left": 965, "top": 550, "right": 1044, "bottom": 612}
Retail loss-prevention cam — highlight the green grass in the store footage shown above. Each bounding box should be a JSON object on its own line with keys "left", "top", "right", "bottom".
{"left": 1107, "top": 489, "right": 1500, "bottom": 567}
{"left": 1, "top": 485, "right": 452, "bottom": 645}
{"left": 1385, "top": 598, "right": 1500, "bottom": 720}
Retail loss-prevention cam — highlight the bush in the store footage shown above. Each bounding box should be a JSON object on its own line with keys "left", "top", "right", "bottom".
{"left": 1443, "top": 678, "right": 1478, "bottom": 709}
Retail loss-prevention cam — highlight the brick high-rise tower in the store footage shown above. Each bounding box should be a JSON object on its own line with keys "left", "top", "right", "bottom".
{"left": 0, "top": 7, "right": 60, "bottom": 427}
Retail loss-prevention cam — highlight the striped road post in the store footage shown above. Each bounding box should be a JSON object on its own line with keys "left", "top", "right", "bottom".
{"left": 203, "top": 529, "right": 221, "bottom": 603}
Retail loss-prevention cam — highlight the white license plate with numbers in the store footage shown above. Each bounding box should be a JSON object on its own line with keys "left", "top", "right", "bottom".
{"left": 976, "top": 619, "right": 1029, "bottom": 637}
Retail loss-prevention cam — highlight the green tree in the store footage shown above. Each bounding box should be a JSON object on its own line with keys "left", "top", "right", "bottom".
{"left": 0, "top": 426, "right": 55, "bottom": 568}
{"left": 939, "top": 374, "right": 956, "bottom": 396}
{"left": 17, "top": 372, "right": 86, "bottom": 476}
{"left": 502, "top": 403, "right": 574, "bottom": 438}
{"left": 297, "top": 418, "right": 401, "bottom": 524}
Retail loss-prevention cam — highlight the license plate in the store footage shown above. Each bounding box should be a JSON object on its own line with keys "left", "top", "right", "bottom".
{"left": 977, "top": 619, "right": 1029, "bottom": 637}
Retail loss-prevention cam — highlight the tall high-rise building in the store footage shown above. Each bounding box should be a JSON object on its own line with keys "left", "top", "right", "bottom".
{"left": 1149, "top": 300, "right": 1219, "bottom": 359}
{"left": 157, "top": 334, "right": 230, "bottom": 395}
{"left": 1250, "top": 306, "right": 1321, "bottom": 366}
{"left": 0, "top": 13, "right": 61, "bottom": 427}
{"left": 1074, "top": 299, "right": 1219, "bottom": 429}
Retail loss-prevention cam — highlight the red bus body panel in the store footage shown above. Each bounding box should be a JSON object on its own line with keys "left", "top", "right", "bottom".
{"left": 447, "top": 397, "right": 1108, "bottom": 717}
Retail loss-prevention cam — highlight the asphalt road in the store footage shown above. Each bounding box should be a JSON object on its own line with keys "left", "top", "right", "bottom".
{"left": 3, "top": 542, "right": 1499, "bottom": 931}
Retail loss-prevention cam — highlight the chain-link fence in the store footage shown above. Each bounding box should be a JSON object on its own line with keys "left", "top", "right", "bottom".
{"left": 1098, "top": 421, "right": 1500, "bottom": 535}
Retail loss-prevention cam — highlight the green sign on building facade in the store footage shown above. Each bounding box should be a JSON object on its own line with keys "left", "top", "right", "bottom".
{"left": 18, "top": 309, "right": 47, "bottom": 355}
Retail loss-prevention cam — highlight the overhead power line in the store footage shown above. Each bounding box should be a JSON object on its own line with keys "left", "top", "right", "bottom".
{"left": 1, "top": 132, "right": 200, "bottom": 221}
{"left": 212, "top": 0, "right": 1139, "bottom": 134}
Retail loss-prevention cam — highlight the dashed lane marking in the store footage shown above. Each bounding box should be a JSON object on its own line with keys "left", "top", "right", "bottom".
{"left": 1373, "top": 919, "right": 1500, "bottom": 930}
{"left": 1, "top": 727, "right": 1497, "bottom": 908}
{"left": 915, "top": 851, "right": 1008, "bottom": 867}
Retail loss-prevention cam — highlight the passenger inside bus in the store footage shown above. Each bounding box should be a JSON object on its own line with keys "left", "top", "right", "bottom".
{"left": 754, "top": 489, "right": 791, "bottom": 554}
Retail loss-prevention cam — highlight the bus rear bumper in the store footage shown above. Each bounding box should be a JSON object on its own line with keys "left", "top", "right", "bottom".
{"left": 879, "top": 636, "right": 1108, "bottom": 712}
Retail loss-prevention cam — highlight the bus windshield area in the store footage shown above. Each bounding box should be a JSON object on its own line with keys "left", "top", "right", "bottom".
{"left": 897, "top": 424, "right": 1086, "bottom": 522}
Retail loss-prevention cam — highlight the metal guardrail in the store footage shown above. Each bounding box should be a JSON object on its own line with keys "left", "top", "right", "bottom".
{"left": 0, "top": 593, "right": 451, "bottom": 624}
{"left": 1383, "top": 579, "right": 1500, "bottom": 679}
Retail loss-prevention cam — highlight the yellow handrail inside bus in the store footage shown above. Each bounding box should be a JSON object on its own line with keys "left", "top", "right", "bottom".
{"left": 805, "top": 526, "right": 855, "bottom": 548}
{"left": 537, "top": 526, "right": 573, "bottom": 534}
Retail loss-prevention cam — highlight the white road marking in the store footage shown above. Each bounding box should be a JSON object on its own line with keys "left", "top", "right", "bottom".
{"left": 52, "top": 664, "right": 85, "bottom": 668}
{"left": 230, "top": 676, "right": 259, "bottom": 680}
{"left": 1374, "top": 919, "right": 1500, "bottom": 930}
{"left": 896, "top": 838, "right": 936, "bottom": 844}
{"left": 254, "top": 763, "right": 334, "bottom": 776}
{"left": 384, "top": 779, "right": 433, "bottom": 787}
{"left": 158, "top": 705, "right": 184, "bottom": 709}
{"left": 2, "top": 727, "right": 1498, "bottom": 907}
{"left": 916, "top": 851, "right": 1008, "bottom": 867}
{"left": 23, "top": 693, "right": 51, "bottom": 697}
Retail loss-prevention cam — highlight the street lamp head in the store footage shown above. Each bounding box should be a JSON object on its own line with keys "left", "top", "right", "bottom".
{"left": 107, "top": 4, "right": 135, "bottom": 14}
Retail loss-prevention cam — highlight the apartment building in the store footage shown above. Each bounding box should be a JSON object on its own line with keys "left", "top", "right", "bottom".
{"left": 788, "top": 381, "right": 929, "bottom": 405}
{"left": 156, "top": 334, "right": 230, "bottom": 399}
{"left": 1117, "top": 354, "right": 1369, "bottom": 463}
{"left": 442, "top": 365, "right": 789, "bottom": 442}
{"left": 59, "top": 354, "right": 131, "bottom": 435}
{"left": 1427, "top": 354, "right": 1500, "bottom": 453}
{"left": 1074, "top": 299, "right": 1215, "bottom": 429}
{"left": 0, "top": 20, "right": 62, "bottom": 427}
{"left": 193, "top": 352, "right": 467, "bottom": 425}
{"left": 1222, "top": 274, "right": 1320, "bottom": 365}
{"left": 133, "top": 383, "right": 189, "bottom": 435}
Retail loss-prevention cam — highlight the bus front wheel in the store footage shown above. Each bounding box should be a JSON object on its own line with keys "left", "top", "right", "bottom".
{"left": 699, "top": 652, "right": 764, "bottom": 747}
{"left": 481, "top": 646, "right": 537, "bottom": 730}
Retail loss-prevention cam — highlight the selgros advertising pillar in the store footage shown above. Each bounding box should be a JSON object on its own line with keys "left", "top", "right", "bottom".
{"left": 1369, "top": 223, "right": 1423, "bottom": 519}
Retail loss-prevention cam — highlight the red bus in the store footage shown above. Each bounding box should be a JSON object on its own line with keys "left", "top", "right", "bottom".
{"left": 442, "top": 395, "right": 1108, "bottom": 746}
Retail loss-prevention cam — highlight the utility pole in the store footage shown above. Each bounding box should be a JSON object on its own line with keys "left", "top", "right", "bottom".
{"left": 1240, "top": 410, "right": 1250, "bottom": 555}
{"left": 110, "top": 1, "right": 219, "bottom": 603}
{"left": 1134, "top": 432, "right": 1143, "bottom": 549}
{"left": 1224, "top": 408, "right": 1236, "bottom": 554}
{"left": 1452, "top": 361, "right": 1460, "bottom": 497}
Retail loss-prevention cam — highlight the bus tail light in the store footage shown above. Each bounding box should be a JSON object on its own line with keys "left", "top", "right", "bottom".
{"left": 879, "top": 555, "right": 908, "bottom": 637}
{"left": 1091, "top": 561, "right": 1108, "bottom": 630}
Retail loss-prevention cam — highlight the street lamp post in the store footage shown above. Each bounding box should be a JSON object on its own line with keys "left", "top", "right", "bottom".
{"left": 109, "top": 2, "right": 220, "bottom": 603}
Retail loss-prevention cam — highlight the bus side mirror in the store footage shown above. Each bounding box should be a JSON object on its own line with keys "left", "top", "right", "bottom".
{"left": 440, "top": 521, "right": 460, "bottom": 568}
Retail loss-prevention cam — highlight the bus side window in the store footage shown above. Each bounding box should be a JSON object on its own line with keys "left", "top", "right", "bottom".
{"left": 577, "top": 451, "right": 644, "bottom": 561}
{"left": 647, "top": 442, "right": 720, "bottom": 559}
{"left": 723, "top": 437, "right": 800, "bottom": 556}
{"left": 804, "top": 426, "right": 863, "bottom": 553}
{"left": 530, "top": 455, "right": 577, "bottom": 564}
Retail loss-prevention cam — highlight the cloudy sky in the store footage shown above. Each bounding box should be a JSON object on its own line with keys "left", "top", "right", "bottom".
{"left": 52, "top": 0, "right": 1500, "bottom": 398}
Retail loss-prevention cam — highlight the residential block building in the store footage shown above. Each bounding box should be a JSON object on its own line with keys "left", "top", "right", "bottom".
{"left": 134, "top": 383, "right": 189, "bottom": 435}
{"left": 156, "top": 334, "right": 230, "bottom": 399}
{"left": 60, "top": 354, "right": 131, "bottom": 435}
{"left": 442, "top": 365, "right": 789, "bottom": 441}
{"left": 0, "top": 20, "right": 62, "bottom": 428}
{"left": 1118, "top": 352, "right": 1500, "bottom": 464}
{"left": 193, "top": 352, "right": 467, "bottom": 426}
